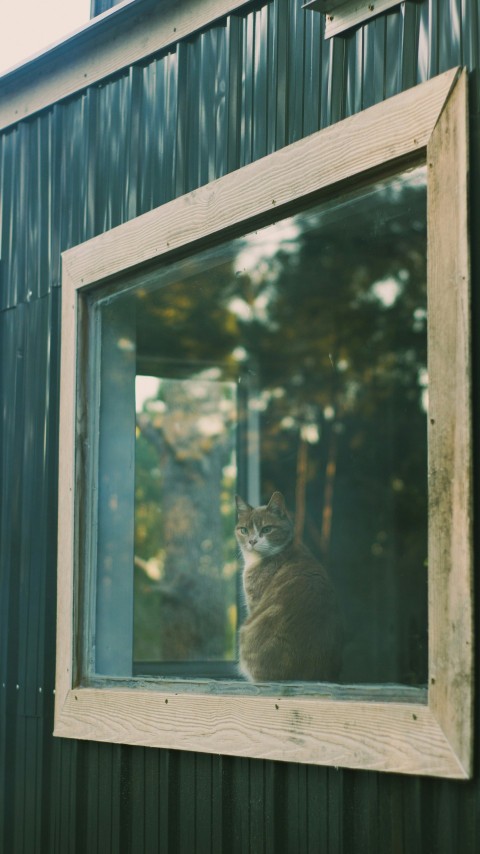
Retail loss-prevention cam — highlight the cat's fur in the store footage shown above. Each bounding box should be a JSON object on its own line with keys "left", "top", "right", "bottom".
{"left": 236, "top": 492, "right": 343, "bottom": 682}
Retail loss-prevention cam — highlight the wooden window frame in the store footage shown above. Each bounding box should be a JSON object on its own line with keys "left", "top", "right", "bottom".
{"left": 55, "top": 66, "right": 473, "bottom": 778}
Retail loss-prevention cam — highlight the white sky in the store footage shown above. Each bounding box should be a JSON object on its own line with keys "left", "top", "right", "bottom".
{"left": 0, "top": 0, "right": 91, "bottom": 75}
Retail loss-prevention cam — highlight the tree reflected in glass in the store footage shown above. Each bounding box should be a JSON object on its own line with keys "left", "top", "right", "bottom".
{"left": 129, "top": 166, "right": 428, "bottom": 684}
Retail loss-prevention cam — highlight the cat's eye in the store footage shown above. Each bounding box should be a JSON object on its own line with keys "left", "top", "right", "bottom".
{"left": 238, "top": 526, "right": 248, "bottom": 535}
{"left": 261, "top": 525, "right": 274, "bottom": 534}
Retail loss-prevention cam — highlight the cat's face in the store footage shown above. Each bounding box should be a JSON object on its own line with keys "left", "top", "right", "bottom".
{"left": 235, "top": 492, "right": 293, "bottom": 562}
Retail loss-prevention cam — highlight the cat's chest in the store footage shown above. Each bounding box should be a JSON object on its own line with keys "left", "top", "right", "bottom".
{"left": 243, "top": 557, "right": 279, "bottom": 611}
{"left": 242, "top": 550, "right": 263, "bottom": 571}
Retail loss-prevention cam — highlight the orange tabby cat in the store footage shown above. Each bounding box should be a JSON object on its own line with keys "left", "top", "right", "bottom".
{"left": 236, "top": 492, "right": 343, "bottom": 682}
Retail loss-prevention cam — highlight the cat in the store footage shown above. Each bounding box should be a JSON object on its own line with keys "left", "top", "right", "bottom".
{"left": 235, "top": 492, "right": 343, "bottom": 682}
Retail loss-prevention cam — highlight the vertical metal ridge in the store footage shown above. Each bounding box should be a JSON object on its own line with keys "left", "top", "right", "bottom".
{"left": 138, "top": 49, "right": 180, "bottom": 213}
{"left": 303, "top": 0, "right": 323, "bottom": 135}
{"left": 286, "top": 0, "right": 306, "bottom": 142}
{"left": 0, "top": 127, "right": 18, "bottom": 309}
{"left": 268, "top": 0, "right": 289, "bottom": 151}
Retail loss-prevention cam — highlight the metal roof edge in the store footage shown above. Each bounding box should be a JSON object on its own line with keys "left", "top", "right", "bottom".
{"left": 0, "top": 0, "right": 163, "bottom": 84}
{"left": 0, "top": 0, "right": 253, "bottom": 132}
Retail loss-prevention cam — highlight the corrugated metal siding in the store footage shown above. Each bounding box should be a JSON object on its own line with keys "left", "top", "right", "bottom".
{"left": 1, "top": 1, "right": 480, "bottom": 850}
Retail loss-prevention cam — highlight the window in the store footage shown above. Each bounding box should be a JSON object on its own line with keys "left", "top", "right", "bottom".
{"left": 89, "top": 166, "right": 428, "bottom": 686}
{"left": 55, "top": 66, "right": 472, "bottom": 778}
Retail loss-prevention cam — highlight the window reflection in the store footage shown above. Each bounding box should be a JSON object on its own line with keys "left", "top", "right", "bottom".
{"left": 95, "top": 165, "right": 428, "bottom": 685}
{"left": 134, "top": 374, "right": 238, "bottom": 667}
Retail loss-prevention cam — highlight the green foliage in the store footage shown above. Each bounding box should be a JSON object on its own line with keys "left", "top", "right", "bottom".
{"left": 132, "top": 167, "right": 428, "bottom": 683}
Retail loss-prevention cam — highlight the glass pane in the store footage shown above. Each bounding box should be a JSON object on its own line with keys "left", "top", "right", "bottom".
{"left": 89, "top": 165, "right": 428, "bottom": 685}
{"left": 134, "top": 374, "right": 238, "bottom": 669}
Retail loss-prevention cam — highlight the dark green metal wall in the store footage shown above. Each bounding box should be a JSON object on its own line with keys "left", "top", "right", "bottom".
{"left": 1, "top": 1, "right": 480, "bottom": 851}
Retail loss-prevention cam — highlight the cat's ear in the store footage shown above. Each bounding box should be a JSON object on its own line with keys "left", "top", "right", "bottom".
{"left": 266, "top": 492, "right": 287, "bottom": 517}
{"left": 235, "top": 495, "right": 252, "bottom": 515}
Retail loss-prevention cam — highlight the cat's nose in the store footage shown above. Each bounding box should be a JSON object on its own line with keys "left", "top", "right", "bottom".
{"left": 249, "top": 537, "right": 258, "bottom": 546}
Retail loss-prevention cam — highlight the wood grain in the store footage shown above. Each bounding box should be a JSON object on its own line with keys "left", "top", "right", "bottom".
{"left": 427, "top": 67, "right": 473, "bottom": 777}
{"left": 54, "top": 687, "right": 465, "bottom": 778}
{"left": 304, "top": 0, "right": 403, "bottom": 39}
{"left": 54, "top": 260, "right": 78, "bottom": 715}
